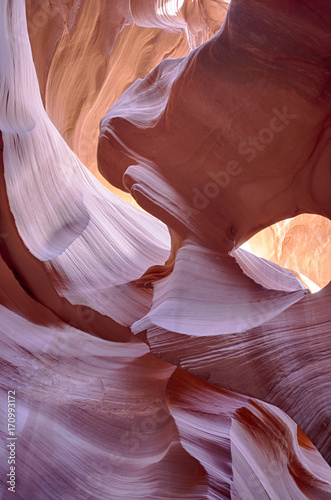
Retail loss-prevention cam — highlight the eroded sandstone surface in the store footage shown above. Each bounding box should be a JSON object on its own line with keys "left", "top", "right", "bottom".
{"left": 0, "top": 1, "right": 330, "bottom": 498}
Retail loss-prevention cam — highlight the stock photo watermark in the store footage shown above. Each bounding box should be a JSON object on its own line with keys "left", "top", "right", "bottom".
{"left": 6, "top": 390, "right": 17, "bottom": 493}
{"left": 120, "top": 397, "right": 170, "bottom": 452}
{"left": 191, "top": 105, "right": 297, "bottom": 213}
{"left": 24, "top": 1, "right": 71, "bottom": 42}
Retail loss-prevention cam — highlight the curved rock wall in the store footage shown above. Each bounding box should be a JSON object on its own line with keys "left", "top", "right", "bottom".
{"left": 0, "top": 1, "right": 330, "bottom": 498}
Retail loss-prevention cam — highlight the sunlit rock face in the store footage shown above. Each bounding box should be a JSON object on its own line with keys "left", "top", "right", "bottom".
{"left": 0, "top": 0, "right": 330, "bottom": 499}
{"left": 25, "top": 0, "right": 227, "bottom": 201}
{"left": 244, "top": 214, "right": 331, "bottom": 290}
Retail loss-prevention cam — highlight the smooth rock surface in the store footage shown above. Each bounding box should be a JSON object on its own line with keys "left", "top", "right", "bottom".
{"left": 0, "top": 1, "right": 330, "bottom": 498}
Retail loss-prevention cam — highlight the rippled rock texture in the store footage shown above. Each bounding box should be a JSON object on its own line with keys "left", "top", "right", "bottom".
{"left": 0, "top": 0, "right": 330, "bottom": 499}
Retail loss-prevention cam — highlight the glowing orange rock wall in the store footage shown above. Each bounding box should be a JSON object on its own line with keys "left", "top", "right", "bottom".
{"left": 246, "top": 214, "right": 331, "bottom": 289}
{"left": 26, "top": 0, "right": 227, "bottom": 199}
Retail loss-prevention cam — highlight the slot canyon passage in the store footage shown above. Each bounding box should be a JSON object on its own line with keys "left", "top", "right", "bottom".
{"left": 0, "top": 0, "right": 331, "bottom": 498}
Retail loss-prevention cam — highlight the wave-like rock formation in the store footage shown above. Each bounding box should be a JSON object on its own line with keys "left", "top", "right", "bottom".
{"left": 25, "top": 0, "right": 228, "bottom": 201}
{"left": 0, "top": 0, "right": 330, "bottom": 498}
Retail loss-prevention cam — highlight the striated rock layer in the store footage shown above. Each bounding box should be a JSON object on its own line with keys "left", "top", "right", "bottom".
{"left": 25, "top": 0, "right": 228, "bottom": 201}
{"left": 0, "top": 0, "right": 330, "bottom": 499}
